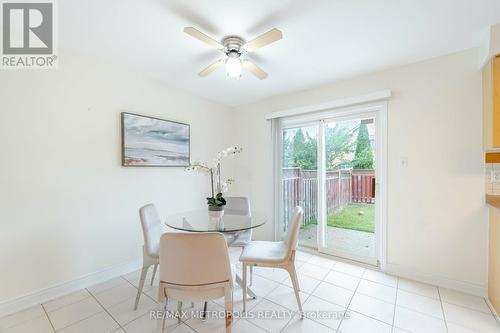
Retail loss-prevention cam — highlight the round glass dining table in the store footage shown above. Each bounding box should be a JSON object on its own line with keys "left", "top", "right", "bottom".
{"left": 164, "top": 209, "right": 267, "bottom": 300}
{"left": 164, "top": 209, "right": 267, "bottom": 233}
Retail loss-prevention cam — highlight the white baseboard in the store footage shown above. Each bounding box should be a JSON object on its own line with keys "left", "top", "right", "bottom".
{"left": 385, "top": 263, "right": 488, "bottom": 297}
{"left": 0, "top": 258, "right": 142, "bottom": 318}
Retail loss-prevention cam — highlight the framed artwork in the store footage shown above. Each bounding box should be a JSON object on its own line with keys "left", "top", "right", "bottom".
{"left": 121, "top": 112, "right": 190, "bottom": 167}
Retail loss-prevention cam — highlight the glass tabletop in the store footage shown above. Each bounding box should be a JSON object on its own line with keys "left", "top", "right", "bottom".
{"left": 165, "top": 209, "right": 267, "bottom": 233}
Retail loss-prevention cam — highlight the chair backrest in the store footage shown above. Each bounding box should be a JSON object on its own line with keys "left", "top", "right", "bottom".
{"left": 284, "top": 206, "right": 304, "bottom": 257}
{"left": 159, "top": 232, "right": 232, "bottom": 286}
{"left": 224, "top": 197, "right": 251, "bottom": 216}
{"left": 139, "top": 204, "right": 162, "bottom": 257}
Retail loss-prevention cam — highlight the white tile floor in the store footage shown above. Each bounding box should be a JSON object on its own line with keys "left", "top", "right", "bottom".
{"left": 1, "top": 249, "right": 499, "bottom": 333}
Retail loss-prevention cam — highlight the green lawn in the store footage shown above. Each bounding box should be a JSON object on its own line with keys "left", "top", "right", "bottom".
{"left": 304, "top": 203, "right": 375, "bottom": 233}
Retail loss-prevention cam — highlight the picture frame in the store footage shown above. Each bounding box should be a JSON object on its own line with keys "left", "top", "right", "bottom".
{"left": 121, "top": 112, "right": 190, "bottom": 167}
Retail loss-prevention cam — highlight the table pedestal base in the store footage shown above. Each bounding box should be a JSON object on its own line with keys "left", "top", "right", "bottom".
{"left": 235, "top": 273, "right": 257, "bottom": 299}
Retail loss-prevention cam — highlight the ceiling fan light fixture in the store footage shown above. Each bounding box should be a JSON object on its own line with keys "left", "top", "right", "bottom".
{"left": 184, "top": 27, "right": 281, "bottom": 80}
{"left": 225, "top": 52, "right": 242, "bottom": 79}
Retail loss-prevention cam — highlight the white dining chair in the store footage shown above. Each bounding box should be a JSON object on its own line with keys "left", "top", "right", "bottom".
{"left": 224, "top": 197, "right": 254, "bottom": 284}
{"left": 158, "top": 232, "right": 234, "bottom": 333}
{"left": 134, "top": 204, "right": 161, "bottom": 310}
{"left": 239, "top": 206, "right": 304, "bottom": 315}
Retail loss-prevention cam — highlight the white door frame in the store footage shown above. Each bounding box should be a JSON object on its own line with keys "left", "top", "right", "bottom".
{"left": 274, "top": 101, "right": 388, "bottom": 269}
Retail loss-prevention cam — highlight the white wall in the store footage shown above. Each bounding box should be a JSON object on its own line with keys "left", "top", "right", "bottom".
{"left": 0, "top": 47, "right": 488, "bottom": 305}
{"left": 0, "top": 51, "right": 234, "bottom": 302}
{"left": 232, "top": 49, "right": 488, "bottom": 293}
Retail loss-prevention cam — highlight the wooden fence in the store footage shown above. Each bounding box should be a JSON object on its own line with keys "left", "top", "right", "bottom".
{"left": 282, "top": 168, "right": 374, "bottom": 226}
{"left": 351, "top": 170, "right": 376, "bottom": 203}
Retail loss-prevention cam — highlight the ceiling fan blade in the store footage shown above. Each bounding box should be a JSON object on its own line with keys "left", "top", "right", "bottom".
{"left": 242, "top": 60, "right": 268, "bottom": 80}
{"left": 198, "top": 59, "right": 224, "bottom": 77}
{"left": 184, "top": 27, "right": 224, "bottom": 50}
{"left": 243, "top": 28, "right": 282, "bottom": 52}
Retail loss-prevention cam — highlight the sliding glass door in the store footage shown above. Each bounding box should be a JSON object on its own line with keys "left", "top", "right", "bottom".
{"left": 280, "top": 124, "right": 319, "bottom": 248}
{"left": 318, "top": 116, "right": 377, "bottom": 264}
{"left": 278, "top": 109, "right": 383, "bottom": 266}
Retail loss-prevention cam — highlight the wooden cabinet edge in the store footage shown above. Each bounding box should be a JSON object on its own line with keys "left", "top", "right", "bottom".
{"left": 494, "top": 56, "right": 500, "bottom": 147}
{"left": 484, "top": 59, "right": 494, "bottom": 150}
{"left": 486, "top": 194, "right": 500, "bottom": 209}
{"left": 483, "top": 56, "right": 500, "bottom": 151}
{"left": 486, "top": 152, "right": 500, "bottom": 163}
{"left": 488, "top": 205, "right": 500, "bottom": 314}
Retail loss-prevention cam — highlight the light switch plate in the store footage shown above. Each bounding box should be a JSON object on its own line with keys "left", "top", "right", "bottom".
{"left": 400, "top": 156, "right": 408, "bottom": 168}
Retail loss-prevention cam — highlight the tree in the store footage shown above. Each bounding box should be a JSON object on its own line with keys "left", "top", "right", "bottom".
{"left": 282, "top": 126, "right": 355, "bottom": 171}
{"left": 325, "top": 125, "right": 355, "bottom": 170}
{"left": 352, "top": 123, "right": 374, "bottom": 169}
{"left": 282, "top": 132, "right": 294, "bottom": 167}
{"left": 292, "top": 129, "right": 317, "bottom": 170}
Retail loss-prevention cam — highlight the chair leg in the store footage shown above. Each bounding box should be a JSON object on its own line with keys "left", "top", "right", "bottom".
{"left": 249, "top": 265, "right": 253, "bottom": 286}
{"left": 150, "top": 264, "right": 158, "bottom": 286}
{"left": 134, "top": 265, "right": 149, "bottom": 310}
{"left": 177, "top": 301, "right": 182, "bottom": 324}
{"left": 161, "top": 297, "right": 168, "bottom": 333}
{"left": 242, "top": 263, "right": 247, "bottom": 312}
{"left": 224, "top": 286, "right": 233, "bottom": 333}
{"left": 202, "top": 301, "right": 208, "bottom": 320}
{"left": 290, "top": 263, "right": 300, "bottom": 292}
{"left": 287, "top": 263, "right": 303, "bottom": 317}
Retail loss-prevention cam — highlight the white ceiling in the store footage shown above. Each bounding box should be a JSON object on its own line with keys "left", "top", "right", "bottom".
{"left": 61, "top": 0, "right": 500, "bottom": 106}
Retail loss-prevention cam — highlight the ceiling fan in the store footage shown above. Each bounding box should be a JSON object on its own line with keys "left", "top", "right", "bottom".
{"left": 184, "top": 27, "right": 283, "bottom": 80}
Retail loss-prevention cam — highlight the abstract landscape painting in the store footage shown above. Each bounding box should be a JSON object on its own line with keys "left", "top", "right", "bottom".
{"left": 121, "top": 113, "right": 190, "bottom": 167}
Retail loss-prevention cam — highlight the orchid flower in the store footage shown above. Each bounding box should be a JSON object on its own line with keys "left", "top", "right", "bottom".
{"left": 186, "top": 146, "right": 243, "bottom": 207}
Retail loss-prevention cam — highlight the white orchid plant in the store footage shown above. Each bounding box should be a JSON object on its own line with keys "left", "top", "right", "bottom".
{"left": 186, "top": 146, "right": 243, "bottom": 210}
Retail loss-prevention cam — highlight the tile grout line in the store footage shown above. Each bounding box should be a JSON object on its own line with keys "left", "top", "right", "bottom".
{"left": 336, "top": 267, "right": 363, "bottom": 332}
{"left": 394, "top": 281, "right": 485, "bottom": 319}
{"left": 250, "top": 278, "right": 298, "bottom": 332}
{"left": 296, "top": 258, "right": 366, "bottom": 331}
{"left": 437, "top": 288, "right": 449, "bottom": 333}
{"left": 397, "top": 280, "right": 453, "bottom": 329}
{"left": 94, "top": 273, "right": 163, "bottom": 332}
{"left": 327, "top": 259, "right": 396, "bottom": 326}
{"left": 42, "top": 296, "right": 108, "bottom": 332}
{"left": 300, "top": 259, "right": 387, "bottom": 331}
{"left": 86, "top": 287, "right": 125, "bottom": 332}
{"left": 277, "top": 260, "right": 335, "bottom": 332}
{"left": 346, "top": 307, "right": 395, "bottom": 328}
{"left": 440, "top": 298, "right": 500, "bottom": 317}
{"left": 242, "top": 317, "right": 270, "bottom": 333}
{"left": 40, "top": 276, "right": 135, "bottom": 332}
{"left": 121, "top": 272, "right": 164, "bottom": 305}
{"left": 394, "top": 303, "right": 450, "bottom": 322}
{"left": 250, "top": 298, "right": 295, "bottom": 333}
{"left": 326, "top": 266, "right": 401, "bottom": 330}
{"left": 87, "top": 277, "right": 129, "bottom": 296}
{"left": 299, "top": 248, "right": 377, "bottom": 270}
{"left": 296, "top": 255, "right": 400, "bottom": 331}
{"left": 230, "top": 297, "right": 288, "bottom": 333}
{"left": 41, "top": 291, "right": 93, "bottom": 314}
{"left": 40, "top": 303, "right": 56, "bottom": 333}
{"left": 13, "top": 280, "right": 128, "bottom": 333}
{"left": 182, "top": 319, "right": 202, "bottom": 333}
